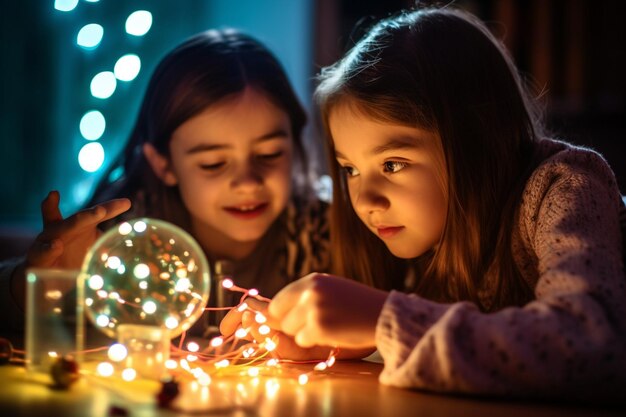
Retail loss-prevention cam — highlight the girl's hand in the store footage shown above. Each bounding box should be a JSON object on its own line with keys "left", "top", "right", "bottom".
{"left": 26, "top": 190, "right": 131, "bottom": 270}
{"left": 268, "top": 273, "right": 390, "bottom": 349}
{"left": 220, "top": 297, "right": 334, "bottom": 361}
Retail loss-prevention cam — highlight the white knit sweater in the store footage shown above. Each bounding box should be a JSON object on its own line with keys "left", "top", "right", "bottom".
{"left": 375, "top": 139, "right": 626, "bottom": 401}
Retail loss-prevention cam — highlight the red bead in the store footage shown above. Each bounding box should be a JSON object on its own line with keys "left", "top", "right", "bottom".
{"left": 156, "top": 378, "right": 180, "bottom": 408}
{"left": 50, "top": 356, "right": 80, "bottom": 389}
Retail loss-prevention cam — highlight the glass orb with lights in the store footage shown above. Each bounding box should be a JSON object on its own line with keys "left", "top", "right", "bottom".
{"left": 80, "top": 218, "right": 210, "bottom": 339}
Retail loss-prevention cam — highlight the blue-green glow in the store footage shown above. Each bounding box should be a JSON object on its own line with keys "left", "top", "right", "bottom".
{"left": 79, "top": 110, "right": 106, "bottom": 140}
{"left": 125, "top": 10, "right": 152, "bottom": 36}
{"left": 76, "top": 23, "right": 103, "bottom": 49}
{"left": 90, "top": 71, "right": 117, "bottom": 99}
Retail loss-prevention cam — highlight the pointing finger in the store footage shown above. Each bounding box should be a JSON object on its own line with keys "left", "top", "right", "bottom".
{"left": 41, "top": 191, "right": 63, "bottom": 226}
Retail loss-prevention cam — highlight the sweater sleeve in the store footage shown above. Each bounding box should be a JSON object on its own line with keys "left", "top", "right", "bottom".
{"left": 375, "top": 148, "right": 626, "bottom": 400}
{"left": 0, "top": 257, "right": 26, "bottom": 333}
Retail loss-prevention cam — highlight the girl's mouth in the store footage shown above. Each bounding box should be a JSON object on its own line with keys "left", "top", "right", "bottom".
{"left": 377, "top": 226, "right": 405, "bottom": 239}
{"left": 224, "top": 203, "right": 269, "bottom": 220}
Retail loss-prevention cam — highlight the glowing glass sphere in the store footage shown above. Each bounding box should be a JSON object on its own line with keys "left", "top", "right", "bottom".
{"left": 80, "top": 218, "right": 210, "bottom": 338}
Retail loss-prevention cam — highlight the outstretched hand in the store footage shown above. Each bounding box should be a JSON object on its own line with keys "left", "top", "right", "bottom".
{"left": 26, "top": 190, "right": 131, "bottom": 269}
{"left": 268, "top": 273, "right": 390, "bottom": 349}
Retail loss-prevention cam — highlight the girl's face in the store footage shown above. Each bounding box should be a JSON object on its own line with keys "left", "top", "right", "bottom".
{"left": 329, "top": 104, "right": 447, "bottom": 259}
{"left": 164, "top": 87, "right": 293, "bottom": 259}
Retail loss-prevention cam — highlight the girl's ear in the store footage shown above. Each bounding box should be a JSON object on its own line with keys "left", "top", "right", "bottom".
{"left": 142, "top": 143, "right": 178, "bottom": 186}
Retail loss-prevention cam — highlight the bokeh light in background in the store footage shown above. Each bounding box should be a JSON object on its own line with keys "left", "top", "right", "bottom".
{"left": 79, "top": 110, "right": 106, "bottom": 140}
{"left": 76, "top": 23, "right": 103, "bottom": 49}
{"left": 90, "top": 71, "right": 117, "bottom": 99}
{"left": 78, "top": 142, "right": 105, "bottom": 173}
{"left": 125, "top": 10, "right": 152, "bottom": 37}
{"left": 54, "top": 0, "right": 79, "bottom": 12}
{"left": 113, "top": 54, "right": 141, "bottom": 81}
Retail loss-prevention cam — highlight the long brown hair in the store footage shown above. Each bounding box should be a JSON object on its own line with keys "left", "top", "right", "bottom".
{"left": 316, "top": 8, "right": 543, "bottom": 309}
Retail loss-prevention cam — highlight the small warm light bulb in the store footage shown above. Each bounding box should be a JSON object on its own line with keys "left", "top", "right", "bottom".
{"left": 248, "top": 288, "right": 259, "bottom": 296}
{"left": 210, "top": 337, "right": 223, "bottom": 347}
{"left": 142, "top": 300, "right": 157, "bottom": 314}
{"left": 235, "top": 328, "right": 248, "bottom": 339}
{"left": 255, "top": 313, "right": 267, "bottom": 324}
{"left": 121, "top": 368, "right": 137, "bottom": 381}
{"left": 165, "top": 316, "right": 179, "bottom": 329}
{"left": 247, "top": 367, "right": 260, "bottom": 377}
{"left": 237, "top": 302, "right": 248, "bottom": 312}
{"left": 222, "top": 278, "right": 234, "bottom": 289}
{"left": 106, "top": 256, "right": 121, "bottom": 269}
{"left": 107, "top": 343, "right": 128, "bottom": 362}
{"left": 197, "top": 373, "right": 211, "bottom": 386}
{"left": 327, "top": 355, "right": 336, "bottom": 367}
{"left": 298, "top": 374, "right": 309, "bottom": 385}
{"left": 96, "top": 314, "right": 110, "bottom": 327}
{"left": 97, "top": 362, "right": 115, "bottom": 377}
{"left": 314, "top": 362, "right": 327, "bottom": 371}
{"left": 88, "top": 275, "right": 104, "bottom": 290}
{"left": 133, "top": 263, "right": 150, "bottom": 279}
{"left": 118, "top": 222, "right": 132, "bottom": 235}
{"left": 258, "top": 325, "right": 270, "bottom": 335}
{"left": 215, "top": 359, "right": 230, "bottom": 368}
{"left": 265, "top": 339, "right": 277, "bottom": 352}
{"left": 187, "top": 342, "right": 199, "bottom": 352}
{"left": 165, "top": 359, "right": 178, "bottom": 369}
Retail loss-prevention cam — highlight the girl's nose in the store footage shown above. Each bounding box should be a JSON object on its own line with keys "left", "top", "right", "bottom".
{"left": 231, "top": 162, "right": 263, "bottom": 192}
{"left": 352, "top": 177, "right": 390, "bottom": 215}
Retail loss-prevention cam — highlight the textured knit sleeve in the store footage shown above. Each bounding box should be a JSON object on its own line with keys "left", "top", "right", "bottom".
{"left": 0, "top": 257, "right": 25, "bottom": 333}
{"left": 375, "top": 145, "right": 626, "bottom": 401}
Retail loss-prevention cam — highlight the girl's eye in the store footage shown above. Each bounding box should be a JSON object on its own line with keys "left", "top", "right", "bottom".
{"left": 199, "top": 162, "right": 226, "bottom": 171}
{"left": 258, "top": 151, "right": 283, "bottom": 160}
{"left": 342, "top": 165, "right": 359, "bottom": 177}
{"left": 383, "top": 161, "right": 407, "bottom": 173}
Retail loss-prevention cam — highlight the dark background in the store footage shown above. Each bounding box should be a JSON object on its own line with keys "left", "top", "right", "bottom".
{"left": 314, "top": 0, "right": 625, "bottom": 191}
{"left": 1, "top": 0, "right": 624, "bottom": 252}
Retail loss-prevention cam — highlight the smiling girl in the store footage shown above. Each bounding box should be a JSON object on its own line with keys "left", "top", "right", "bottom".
{"left": 0, "top": 30, "right": 330, "bottom": 333}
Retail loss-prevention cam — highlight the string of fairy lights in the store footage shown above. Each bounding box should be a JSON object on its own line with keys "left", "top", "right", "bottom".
{"left": 8, "top": 217, "right": 339, "bottom": 412}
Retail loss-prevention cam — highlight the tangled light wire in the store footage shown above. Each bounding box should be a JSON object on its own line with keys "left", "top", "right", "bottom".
{"left": 166, "top": 277, "right": 339, "bottom": 386}
{"left": 88, "top": 277, "right": 339, "bottom": 389}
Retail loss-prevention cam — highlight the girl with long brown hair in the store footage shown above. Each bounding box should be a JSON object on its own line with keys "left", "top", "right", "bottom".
{"left": 265, "top": 7, "right": 626, "bottom": 400}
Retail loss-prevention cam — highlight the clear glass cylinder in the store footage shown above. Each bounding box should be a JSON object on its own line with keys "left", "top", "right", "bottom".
{"left": 25, "top": 268, "right": 80, "bottom": 374}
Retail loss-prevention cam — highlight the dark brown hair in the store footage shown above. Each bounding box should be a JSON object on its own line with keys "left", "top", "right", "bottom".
{"left": 316, "top": 8, "right": 542, "bottom": 309}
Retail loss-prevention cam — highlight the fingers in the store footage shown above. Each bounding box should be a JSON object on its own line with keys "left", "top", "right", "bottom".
{"left": 279, "top": 297, "right": 310, "bottom": 336}
{"left": 219, "top": 297, "right": 268, "bottom": 336}
{"left": 93, "top": 198, "right": 132, "bottom": 222}
{"left": 268, "top": 275, "right": 314, "bottom": 320}
{"left": 220, "top": 308, "right": 243, "bottom": 336}
{"left": 41, "top": 191, "right": 63, "bottom": 226}
{"left": 26, "top": 238, "right": 64, "bottom": 268}
{"left": 294, "top": 327, "right": 318, "bottom": 348}
{"left": 242, "top": 311, "right": 276, "bottom": 344}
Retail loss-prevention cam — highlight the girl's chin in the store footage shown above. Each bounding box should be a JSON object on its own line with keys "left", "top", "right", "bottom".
{"left": 386, "top": 244, "right": 428, "bottom": 259}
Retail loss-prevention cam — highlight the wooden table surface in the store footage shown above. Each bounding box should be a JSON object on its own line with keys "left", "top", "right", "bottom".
{"left": 1, "top": 357, "right": 624, "bottom": 417}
